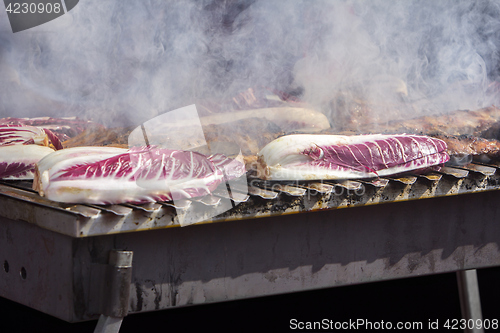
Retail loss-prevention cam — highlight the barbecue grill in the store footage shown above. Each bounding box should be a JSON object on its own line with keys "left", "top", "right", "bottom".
{"left": 1, "top": 160, "right": 500, "bottom": 332}
{"left": 3, "top": 1, "right": 500, "bottom": 332}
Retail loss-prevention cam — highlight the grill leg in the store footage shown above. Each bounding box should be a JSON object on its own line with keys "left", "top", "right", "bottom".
{"left": 456, "top": 269, "right": 484, "bottom": 333}
{"left": 94, "top": 315, "right": 125, "bottom": 333}
{"left": 93, "top": 250, "right": 134, "bottom": 333}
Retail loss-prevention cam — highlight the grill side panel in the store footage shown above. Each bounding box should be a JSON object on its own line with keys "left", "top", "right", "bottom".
{"left": 0, "top": 216, "right": 75, "bottom": 321}
{"left": 118, "top": 190, "right": 500, "bottom": 314}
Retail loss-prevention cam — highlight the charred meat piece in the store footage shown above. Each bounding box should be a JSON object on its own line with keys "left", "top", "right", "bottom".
{"left": 353, "top": 106, "right": 500, "bottom": 137}
{"left": 323, "top": 106, "right": 500, "bottom": 162}
{"left": 431, "top": 134, "right": 500, "bottom": 164}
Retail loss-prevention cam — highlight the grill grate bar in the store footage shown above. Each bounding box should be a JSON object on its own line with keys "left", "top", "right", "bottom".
{"left": 84, "top": 204, "right": 133, "bottom": 216}
{"left": 325, "top": 180, "right": 364, "bottom": 191}
{"left": 438, "top": 166, "right": 469, "bottom": 178}
{"left": 359, "top": 178, "right": 390, "bottom": 188}
{"left": 387, "top": 176, "right": 418, "bottom": 185}
{"left": 121, "top": 202, "right": 162, "bottom": 212}
{"left": 0, "top": 180, "right": 37, "bottom": 192}
{"left": 245, "top": 185, "right": 278, "bottom": 199}
{"left": 0, "top": 183, "right": 100, "bottom": 218}
{"left": 189, "top": 194, "right": 222, "bottom": 206}
{"left": 297, "top": 182, "right": 335, "bottom": 194}
{"left": 249, "top": 178, "right": 326, "bottom": 196}
{"left": 212, "top": 187, "right": 250, "bottom": 203}
{"left": 415, "top": 173, "right": 442, "bottom": 182}
{"left": 1, "top": 159, "right": 500, "bottom": 237}
{"left": 455, "top": 164, "right": 497, "bottom": 176}
{"left": 158, "top": 199, "right": 192, "bottom": 210}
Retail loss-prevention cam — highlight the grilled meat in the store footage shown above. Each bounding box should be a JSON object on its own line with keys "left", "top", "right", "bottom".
{"left": 431, "top": 134, "right": 500, "bottom": 164}
{"left": 322, "top": 106, "right": 500, "bottom": 161}
{"left": 349, "top": 106, "right": 500, "bottom": 137}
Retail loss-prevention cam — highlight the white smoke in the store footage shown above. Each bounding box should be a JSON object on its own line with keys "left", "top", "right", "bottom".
{"left": 0, "top": 0, "right": 499, "bottom": 129}
{"left": 292, "top": 0, "right": 500, "bottom": 128}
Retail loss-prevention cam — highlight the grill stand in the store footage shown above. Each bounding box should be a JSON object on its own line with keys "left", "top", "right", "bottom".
{"left": 93, "top": 250, "right": 133, "bottom": 333}
{"left": 457, "top": 269, "right": 484, "bottom": 333}
{"left": 93, "top": 315, "right": 124, "bottom": 333}
{"left": 2, "top": 182, "right": 500, "bottom": 331}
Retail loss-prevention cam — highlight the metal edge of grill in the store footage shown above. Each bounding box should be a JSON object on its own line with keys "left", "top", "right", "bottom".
{"left": 0, "top": 161, "right": 499, "bottom": 237}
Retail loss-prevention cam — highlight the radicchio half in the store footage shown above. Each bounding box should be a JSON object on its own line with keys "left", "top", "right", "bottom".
{"left": 36, "top": 146, "right": 246, "bottom": 204}
{"left": 257, "top": 134, "right": 450, "bottom": 180}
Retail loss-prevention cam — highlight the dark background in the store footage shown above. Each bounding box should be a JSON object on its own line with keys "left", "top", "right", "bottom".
{"left": 1, "top": 266, "right": 500, "bottom": 332}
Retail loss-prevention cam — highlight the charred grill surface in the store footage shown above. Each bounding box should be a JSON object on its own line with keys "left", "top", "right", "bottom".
{"left": 62, "top": 126, "right": 132, "bottom": 148}
{"left": 63, "top": 117, "right": 284, "bottom": 156}
{"left": 203, "top": 117, "right": 284, "bottom": 155}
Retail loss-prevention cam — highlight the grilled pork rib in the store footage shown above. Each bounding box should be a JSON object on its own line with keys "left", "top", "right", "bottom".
{"left": 324, "top": 106, "right": 500, "bottom": 162}
{"left": 257, "top": 134, "right": 449, "bottom": 180}
{"left": 431, "top": 134, "right": 500, "bottom": 164}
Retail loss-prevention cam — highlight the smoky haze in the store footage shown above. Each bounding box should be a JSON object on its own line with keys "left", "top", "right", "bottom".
{"left": 0, "top": 0, "right": 499, "bottom": 130}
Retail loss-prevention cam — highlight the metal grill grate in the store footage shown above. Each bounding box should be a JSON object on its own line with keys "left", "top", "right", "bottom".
{"left": 0, "top": 161, "right": 499, "bottom": 237}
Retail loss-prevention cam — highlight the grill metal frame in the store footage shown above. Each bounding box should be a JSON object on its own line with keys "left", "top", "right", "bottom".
{"left": 1, "top": 162, "right": 500, "bottom": 325}
{"left": 0, "top": 162, "right": 499, "bottom": 236}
